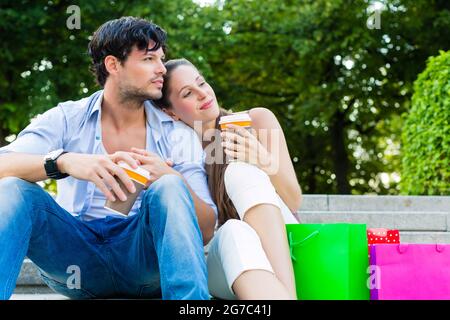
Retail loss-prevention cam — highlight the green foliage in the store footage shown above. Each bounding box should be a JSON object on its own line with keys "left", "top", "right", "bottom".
{"left": 194, "top": 0, "right": 449, "bottom": 194}
{"left": 401, "top": 50, "right": 450, "bottom": 195}
{"left": 0, "top": 0, "right": 449, "bottom": 194}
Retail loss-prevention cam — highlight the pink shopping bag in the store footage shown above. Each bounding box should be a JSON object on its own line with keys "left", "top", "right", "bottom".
{"left": 369, "top": 244, "right": 450, "bottom": 300}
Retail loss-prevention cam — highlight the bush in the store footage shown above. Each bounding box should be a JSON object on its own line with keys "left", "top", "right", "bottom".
{"left": 401, "top": 50, "right": 450, "bottom": 195}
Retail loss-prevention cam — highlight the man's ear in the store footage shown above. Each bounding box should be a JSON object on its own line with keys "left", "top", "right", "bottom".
{"left": 104, "top": 55, "right": 120, "bottom": 76}
{"left": 162, "top": 108, "right": 180, "bottom": 121}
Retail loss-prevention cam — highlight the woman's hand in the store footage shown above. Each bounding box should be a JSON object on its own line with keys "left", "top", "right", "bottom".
{"left": 130, "top": 148, "right": 182, "bottom": 186}
{"left": 221, "top": 124, "right": 277, "bottom": 175}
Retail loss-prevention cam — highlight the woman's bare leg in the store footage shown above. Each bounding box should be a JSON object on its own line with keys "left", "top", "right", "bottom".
{"left": 242, "top": 203, "right": 297, "bottom": 299}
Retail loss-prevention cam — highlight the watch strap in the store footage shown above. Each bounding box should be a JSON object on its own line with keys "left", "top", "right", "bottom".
{"left": 44, "top": 151, "right": 69, "bottom": 180}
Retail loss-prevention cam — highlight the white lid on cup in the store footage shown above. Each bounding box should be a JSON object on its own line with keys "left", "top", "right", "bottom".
{"left": 218, "top": 112, "right": 251, "bottom": 125}
{"left": 117, "top": 161, "right": 151, "bottom": 181}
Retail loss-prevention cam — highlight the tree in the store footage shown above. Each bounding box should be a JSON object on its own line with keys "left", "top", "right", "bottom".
{"left": 0, "top": 0, "right": 211, "bottom": 140}
{"left": 0, "top": 0, "right": 203, "bottom": 192}
{"left": 0, "top": 0, "right": 135, "bottom": 145}
{"left": 401, "top": 50, "right": 450, "bottom": 195}
{"left": 192, "top": 0, "right": 450, "bottom": 194}
{"left": 1, "top": 0, "right": 449, "bottom": 195}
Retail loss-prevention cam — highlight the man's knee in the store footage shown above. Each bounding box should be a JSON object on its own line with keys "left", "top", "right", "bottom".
{"left": 0, "top": 176, "right": 34, "bottom": 191}
{"left": 0, "top": 177, "right": 40, "bottom": 223}
{"left": 146, "top": 174, "right": 186, "bottom": 198}
{"left": 0, "top": 177, "right": 42, "bottom": 205}
{"left": 141, "top": 174, "right": 194, "bottom": 220}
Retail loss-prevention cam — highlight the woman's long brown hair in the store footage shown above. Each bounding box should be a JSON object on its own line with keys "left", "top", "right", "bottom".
{"left": 154, "top": 58, "right": 240, "bottom": 227}
{"left": 204, "top": 109, "right": 240, "bottom": 227}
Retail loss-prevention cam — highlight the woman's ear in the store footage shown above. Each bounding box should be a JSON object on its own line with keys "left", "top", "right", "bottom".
{"left": 162, "top": 108, "right": 180, "bottom": 121}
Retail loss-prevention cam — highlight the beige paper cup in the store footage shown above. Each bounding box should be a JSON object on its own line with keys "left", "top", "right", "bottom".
{"left": 104, "top": 161, "right": 151, "bottom": 216}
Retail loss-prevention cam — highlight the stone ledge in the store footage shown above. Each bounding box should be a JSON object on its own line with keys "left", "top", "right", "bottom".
{"left": 297, "top": 211, "right": 449, "bottom": 231}
{"left": 16, "top": 259, "right": 43, "bottom": 286}
{"left": 300, "top": 195, "right": 450, "bottom": 212}
{"left": 10, "top": 294, "right": 68, "bottom": 300}
{"left": 12, "top": 285, "right": 54, "bottom": 294}
{"left": 399, "top": 231, "right": 450, "bottom": 243}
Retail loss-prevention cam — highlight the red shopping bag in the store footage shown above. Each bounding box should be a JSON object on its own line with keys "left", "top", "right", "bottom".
{"left": 367, "top": 228, "right": 400, "bottom": 259}
{"left": 367, "top": 228, "right": 400, "bottom": 245}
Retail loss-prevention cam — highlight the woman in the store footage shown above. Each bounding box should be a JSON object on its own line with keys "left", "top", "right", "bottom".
{"left": 153, "top": 58, "right": 302, "bottom": 300}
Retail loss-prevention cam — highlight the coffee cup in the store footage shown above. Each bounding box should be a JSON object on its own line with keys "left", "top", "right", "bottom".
{"left": 219, "top": 112, "right": 252, "bottom": 163}
{"left": 218, "top": 112, "right": 252, "bottom": 131}
{"left": 104, "top": 161, "right": 151, "bottom": 216}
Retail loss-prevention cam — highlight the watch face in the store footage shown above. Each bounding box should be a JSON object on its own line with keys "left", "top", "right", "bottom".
{"left": 47, "top": 149, "right": 64, "bottom": 161}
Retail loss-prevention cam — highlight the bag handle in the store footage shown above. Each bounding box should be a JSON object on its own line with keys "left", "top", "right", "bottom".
{"left": 288, "top": 229, "right": 321, "bottom": 262}
{"left": 397, "top": 244, "right": 446, "bottom": 253}
{"left": 397, "top": 244, "right": 408, "bottom": 253}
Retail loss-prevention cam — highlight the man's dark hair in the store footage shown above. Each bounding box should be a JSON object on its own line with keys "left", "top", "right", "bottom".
{"left": 88, "top": 16, "right": 167, "bottom": 87}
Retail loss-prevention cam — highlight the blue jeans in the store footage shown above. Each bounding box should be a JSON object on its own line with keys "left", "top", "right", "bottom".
{"left": 0, "top": 175, "right": 209, "bottom": 300}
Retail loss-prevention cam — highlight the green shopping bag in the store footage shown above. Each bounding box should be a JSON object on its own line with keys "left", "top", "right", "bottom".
{"left": 286, "top": 223, "right": 369, "bottom": 300}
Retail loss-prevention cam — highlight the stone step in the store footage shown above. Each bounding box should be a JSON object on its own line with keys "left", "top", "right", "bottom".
{"left": 300, "top": 195, "right": 450, "bottom": 212}
{"left": 10, "top": 293, "right": 68, "bottom": 300}
{"left": 11, "top": 285, "right": 67, "bottom": 300}
{"left": 399, "top": 231, "right": 450, "bottom": 244}
{"left": 13, "top": 285, "right": 53, "bottom": 294}
{"left": 17, "top": 258, "right": 44, "bottom": 286}
{"left": 297, "top": 211, "right": 450, "bottom": 231}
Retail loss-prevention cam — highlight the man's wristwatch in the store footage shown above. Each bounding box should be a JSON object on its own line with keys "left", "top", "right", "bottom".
{"left": 44, "top": 149, "right": 69, "bottom": 180}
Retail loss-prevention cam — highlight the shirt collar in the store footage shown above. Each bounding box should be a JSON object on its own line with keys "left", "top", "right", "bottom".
{"left": 87, "top": 90, "right": 103, "bottom": 119}
{"left": 144, "top": 100, "right": 174, "bottom": 143}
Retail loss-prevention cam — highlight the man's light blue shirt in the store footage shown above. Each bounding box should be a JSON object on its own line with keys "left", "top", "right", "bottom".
{"left": 0, "top": 90, "right": 218, "bottom": 221}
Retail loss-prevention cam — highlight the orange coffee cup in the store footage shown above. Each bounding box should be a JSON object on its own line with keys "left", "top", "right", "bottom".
{"left": 218, "top": 112, "right": 252, "bottom": 131}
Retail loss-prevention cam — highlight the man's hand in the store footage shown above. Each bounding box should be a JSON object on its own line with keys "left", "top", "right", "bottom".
{"left": 58, "top": 151, "right": 141, "bottom": 202}
{"left": 130, "top": 147, "right": 181, "bottom": 186}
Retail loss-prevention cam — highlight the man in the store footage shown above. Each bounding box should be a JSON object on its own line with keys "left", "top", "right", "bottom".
{"left": 0, "top": 16, "right": 217, "bottom": 300}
